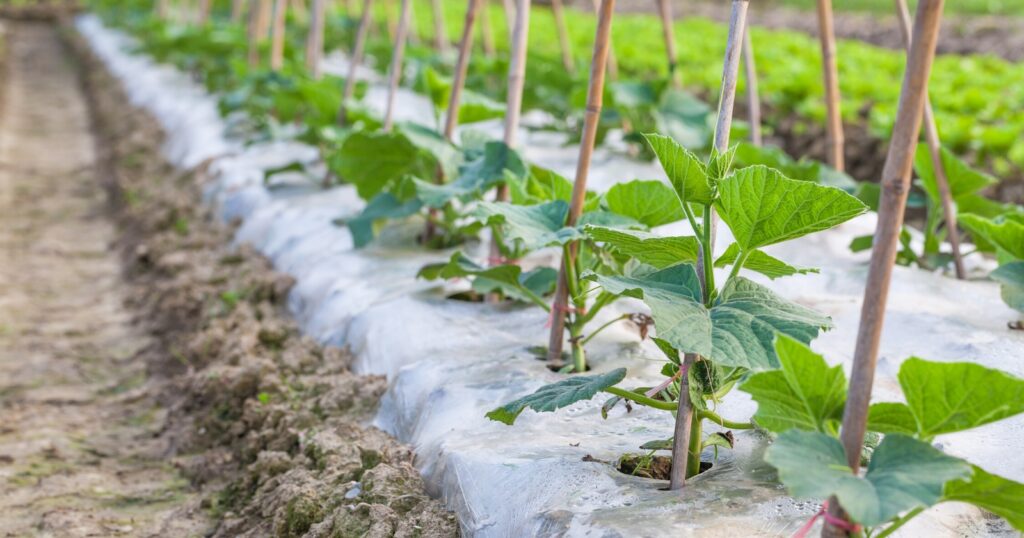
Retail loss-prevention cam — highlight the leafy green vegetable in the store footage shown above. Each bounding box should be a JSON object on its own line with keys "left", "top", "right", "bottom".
{"left": 418, "top": 253, "right": 554, "bottom": 307}
{"left": 642, "top": 134, "right": 711, "bottom": 205}
{"left": 944, "top": 465, "right": 1024, "bottom": 531}
{"left": 713, "top": 243, "right": 818, "bottom": 280}
{"left": 603, "top": 180, "right": 685, "bottom": 228}
{"left": 585, "top": 226, "right": 699, "bottom": 269}
{"left": 486, "top": 368, "right": 628, "bottom": 425}
{"left": 475, "top": 201, "right": 582, "bottom": 251}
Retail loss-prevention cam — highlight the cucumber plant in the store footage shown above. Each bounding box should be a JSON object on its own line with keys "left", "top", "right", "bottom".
{"left": 486, "top": 134, "right": 868, "bottom": 481}
{"left": 959, "top": 211, "right": 1024, "bottom": 328}
{"left": 746, "top": 336, "right": 1024, "bottom": 535}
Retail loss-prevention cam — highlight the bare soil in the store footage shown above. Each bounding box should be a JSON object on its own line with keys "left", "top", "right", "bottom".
{"left": 0, "top": 19, "right": 458, "bottom": 538}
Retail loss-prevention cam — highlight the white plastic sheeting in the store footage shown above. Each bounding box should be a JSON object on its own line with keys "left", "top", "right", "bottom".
{"left": 78, "top": 15, "right": 1024, "bottom": 537}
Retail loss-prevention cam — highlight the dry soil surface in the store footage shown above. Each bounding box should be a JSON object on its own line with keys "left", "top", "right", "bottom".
{"left": 0, "top": 22, "right": 210, "bottom": 538}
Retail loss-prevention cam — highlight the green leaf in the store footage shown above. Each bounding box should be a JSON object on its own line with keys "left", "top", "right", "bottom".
{"left": 866, "top": 402, "right": 918, "bottom": 436}
{"left": 944, "top": 465, "right": 1024, "bottom": 531}
{"left": 642, "top": 133, "right": 712, "bottom": 205}
{"left": 766, "top": 431, "right": 971, "bottom": 527}
{"left": 486, "top": 368, "right": 628, "bottom": 425}
{"left": 345, "top": 192, "right": 423, "bottom": 248}
{"left": 585, "top": 226, "right": 699, "bottom": 269}
{"left": 509, "top": 165, "right": 577, "bottom": 205}
{"left": 960, "top": 214, "right": 1024, "bottom": 260}
{"left": 587, "top": 270, "right": 831, "bottom": 371}
{"left": 914, "top": 144, "right": 996, "bottom": 206}
{"left": 337, "top": 131, "right": 435, "bottom": 199}
{"left": 475, "top": 201, "right": 581, "bottom": 252}
{"left": 896, "top": 357, "right": 1024, "bottom": 439}
{"left": 990, "top": 261, "right": 1024, "bottom": 312}
{"left": 739, "top": 335, "right": 846, "bottom": 433}
{"left": 415, "top": 141, "right": 526, "bottom": 207}
{"left": 395, "top": 122, "right": 462, "bottom": 181}
{"left": 418, "top": 252, "right": 552, "bottom": 305}
{"left": 603, "top": 179, "right": 686, "bottom": 228}
{"left": 714, "top": 243, "right": 818, "bottom": 280}
{"left": 457, "top": 90, "right": 506, "bottom": 125}
{"left": 717, "top": 166, "right": 868, "bottom": 251}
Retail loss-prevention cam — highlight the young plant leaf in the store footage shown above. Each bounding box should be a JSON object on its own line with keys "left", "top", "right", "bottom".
{"left": 714, "top": 243, "right": 818, "bottom": 280}
{"left": 642, "top": 133, "right": 712, "bottom": 205}
{"left": 486, "top": 368, "right": 628, "bottom": 425}
{"left": 587, "top": 270, "right": 830, "bottom": 371}
{"left": 990, "top": 261, "right": 1024, "bottom": 312}
{"left": 766, "top": 430, "right": 971, "bottom": 527}
{"left": 943, "top": 465, "right": 1024, "bottom": 531}
{"left": 336, "top": 131, "right": 435, "bottom": 199}
{"left": 475, "top": 201, "right": 582, "bottom": 251}
{"left": 346, "top": 192, "right": 423, "bottom": 248}
{"left": 865, "top": 402, "right": 918, "bottom": 436}
{"left": 739, "top": 335, "right": 846, "bottom": 433}
{"left": 585, "top": 226, "right": 699, "bottom": 269}
{"left": 414, "top": 141, "right": 527, "bottom": 207}
{"left": 717, "top": 166, "right": 868, "bottom": 251}
{"left": 895, "top": 357, "right": 1024, "bottom": 439}
{"left": 914, "top": 144, "right": 996, "bottom": 206}
{"left": 959, "top": 214, "right": 1024, "bottom": 260}
{"left": 603, "top": 179, "right": 686, "bottom": 228}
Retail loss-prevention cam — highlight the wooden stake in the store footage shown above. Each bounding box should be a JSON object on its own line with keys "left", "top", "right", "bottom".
{"left": 443, "top": 0, "right": 480, "bottom": 140}
{"left": 270, "top": 0, "right": 288, "bottom": 71}
{"left": 341, "top": 0, "right": 374, "bottom": 109}
{"left": 384, "top": 0, "right": 398, "bottom": 40}
{"left": 478, "top": 0, "right": 496, "bottom": 57}
{"left": 306, "top": 0, "right": 327, "bottom": 77}
{"left": 669, "top": 0, "right": 748, "bottom": 491}
{"left": 545, "top": 0, "right": 617, "bottom": 367}
{"left": 743, "top": 25, "right": 761, "bottom": 146}
{"left": 383, "top": 0, "right": 413, "bottom": 131}
{"left": 248, "top": 0, "right": 269, "bottom": 66}
{"left": 232, "top": 0, "right": 246, "bottom": 21}
{"left": 550, "top": 0, "right": 574, "bottom": 74}
{"left": 822, "top": 1, "right": 944, "bottom": 535}
{"left": 816, "top": 0, "right": 845, "bottom": 171}
{"left": 501, "top": 0, "right": 515, "bottom": 37}
{"left": 894, "top": 0, "right": 964, "bottom": 279}
{"left": 290, "top": 0, "right": 307, "bottom": 22}
{"left": 589, "top": 0, "right": 617, "bottom": 80}
{"left": 196, "top": 0, "right": 211, "bottom": 24}
{"left": 430, "top": 0, "right": 449, "bottom": 52}
{"left": 655, "top": 0, "right": 680, "bottom": 87}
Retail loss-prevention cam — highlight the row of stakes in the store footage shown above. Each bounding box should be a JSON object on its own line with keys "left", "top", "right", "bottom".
{"left": 165, "top": 0, "right": 951, "bottom": 535}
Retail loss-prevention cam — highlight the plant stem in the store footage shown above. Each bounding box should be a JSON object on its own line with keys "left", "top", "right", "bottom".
{"left": 699, "top": 409, "right": 753, "bottom": 430}
{"left": 700, "top": 204, "right": 716, "bottom": 304}
{"left": 603, "top": 387, "right": 677, "bottom": 411}
{"left": 681, "top": 200, "right": 703, "bottom": 239}
{"left": 726, "top": 250, "right": 749, "bottom": 283}
{"left": 686, "top": 411, "right": 703, "bottom": 478}
{"left": 873, "top": 507, "right": 924, "bottom": 538}
{"left": 580, "top": 314, "right": 629, "bottom": 346}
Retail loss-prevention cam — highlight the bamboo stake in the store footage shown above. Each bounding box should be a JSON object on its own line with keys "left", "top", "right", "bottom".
{"left": 655, "top": 0, "right": 680, "bottom": 87}
{"left": 669, "top": 0, "right": 748, "bottom": 491}
{"left": 816, "top": 0, "right": 845, "bottom": 171}
{"left": 550, "top": 0, "right": 574, "bottom": 74}
{"left": 743, "top": 25, "right": 761, "bottom": 146}
{"left": 384, "top": 0, "right": 398, "bottom": 39}
{"left": 545, "top": 0, "right": 617, "bottom": 367}
{"left": 430, "top": 0, "right": 449, "bottom": 52}
{"left": 259, "top": 0, "right": 273, "bottom": 36}
{"left": 383, "top": 0, "right": 413, "bottom": 131}
{"left": 485, "top": 0, "right": 530, "bottom": 274}
{"left": 232, "top": 0, "right": 246, "bottom": 21}
{"left": 894, "top": 0, "right": 964, "bottom": 279}
{"left": 307, "top": 0, "right": 327, "bottom": 77}
{"left": 478, "top": 0, "right": 496, "bottom": 57}
{"left": 341, "top": 0, "right": 374, "bottom": 113}
{"left": 290, "top": 0, "right": 307, "bottom": 22}
{"left": 157, "top": 0, "right": 169, "bottom": 19}
{"left": 248, "top": 0, "right": 268, "bottom": 66}
{"left": 196, "top": 0, "right": 211, "bottom": 24}
{"left": 501, "top": 0, "right": 514, "bottom": 36}
{"left": 821, "top": 1, "right": 945, "bottom": 535}
{"left": 589, "top": 0, "right": 617, "bottom": 80}
{"left": 270, "top": 0, "right": 288, "bottom": 71}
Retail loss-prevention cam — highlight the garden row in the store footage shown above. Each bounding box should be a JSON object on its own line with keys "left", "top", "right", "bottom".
{"left": 83, "top": 1, "right": 1024, "bottom": 536}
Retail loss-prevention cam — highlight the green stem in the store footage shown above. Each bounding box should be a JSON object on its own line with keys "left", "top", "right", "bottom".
{"left": 698, "top": 409, "right": 754, "bottom": 430}
{"left": 681, "top": 201, "right": 703, "bottom": 238}
{"left": 603, "top": 387, "right": 677, "bottom": 411}
{"left": 686, "top": 412, "right": 703, "bottom": 478}
{"left": 726, "top": 250, "right": 749, "bottom": 283}
{"left": 700, "top": 204, "right": 716, "bottom": 304}
{"left": 580, "top": 314, "right": 629, "bottom": 346}
{"left": 873, "top": 507, "right": 924, "bottom": 538}
{"left": 579, "top": 290, "right": 616, "bottom": 325}
{"left": 520, "top": 286, "right": 552, "bottom": 312}
{"left": 562, "top": 244, "right": 581, "bottom": 299}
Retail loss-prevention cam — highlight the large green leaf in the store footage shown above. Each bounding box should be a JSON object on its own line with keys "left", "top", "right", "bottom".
{"left": 990, "top": 261, "right": 1024, "bottom": 312}
{"left": 642, "top": 133, "right": 712, "bottom": 205}
{"left": 944, "top": 465, "right": 1024, "bottom": 531}
{"left": 603, "top": 179, "right": 686, "bottom": 228}
{"left": 717, "top": 166, "right": 868, "bottom": 251}
{"left": 475, "top": 201, "right": 581, "bottom": 252}
{"left": 396, "top": 122, "right": 462, "bottom": 181}
{"left": 896, "top": 357, "right": 1024, "bottom": 439}
{"left": 585, "top": 226, "right": 699, "bottom": 269}
{"left": 336, "top": 131, "right": 436, "bottom": 199}
{"left": 486, "top": 368, "right": 628, "bottom": 425}
{"left": 713, "top": 243, "right": 818, "bottom": 280}
{"left": 866, "top": 402, "right": 918, "bottom": 436}
{"left": 767, "top": 430, "right": 971, "bottom": 527}
{"left": 739, "top": 335, "right": 846, "bottom": 433}
{"left": 415, "top": 141, "right": 527, "bottom": 207}
{"left": 914, "top": 144, "right": 996, "bottom": 206}
{"left": 587, "top": 270, "right": 830, "bottom": 371}
{"left": 960, "top": 214, "right": 1024, "bottom": 260}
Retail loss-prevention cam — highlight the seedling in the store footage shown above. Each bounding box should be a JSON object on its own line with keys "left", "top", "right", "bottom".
{"left": 959, "top": 211, "right": 1024, "bottom": 328}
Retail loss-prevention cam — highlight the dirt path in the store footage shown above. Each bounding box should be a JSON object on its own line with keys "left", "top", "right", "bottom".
{"left": 0, "top": 22, "right": 209, "bottom": 537}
